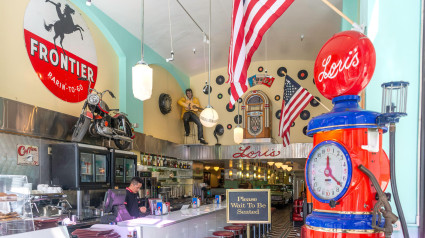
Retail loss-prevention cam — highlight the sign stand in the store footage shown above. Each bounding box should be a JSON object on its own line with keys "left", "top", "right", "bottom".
{"left": 247, "top": 225, "right": 250, "bottom": 238}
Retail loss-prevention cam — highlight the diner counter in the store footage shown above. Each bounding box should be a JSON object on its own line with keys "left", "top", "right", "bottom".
{"left": 117, "top": 203, "right": 229, "bottom": 238}
{"left": 118, "top": 203, "right": 226, "bottom": 228}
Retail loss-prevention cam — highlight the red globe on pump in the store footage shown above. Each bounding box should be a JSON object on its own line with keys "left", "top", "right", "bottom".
{"left": 314, "top": 31, "right": 376, "bottom": 100}
{"left": 303, "top": 31, "right": 391, "bottom": 238}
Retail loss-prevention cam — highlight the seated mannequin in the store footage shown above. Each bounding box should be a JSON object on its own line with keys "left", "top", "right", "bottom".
{"left": 177, "top": 88, "right": 207, "bottom": 144}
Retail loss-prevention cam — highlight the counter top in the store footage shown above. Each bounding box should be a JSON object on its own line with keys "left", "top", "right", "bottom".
{"left": 117, "top": 203, "right": 226, "bottom": 228}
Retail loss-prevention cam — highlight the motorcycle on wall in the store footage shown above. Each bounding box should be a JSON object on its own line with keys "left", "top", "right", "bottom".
{"left": 71, "top": 77, "right": 135, "bottom": 150}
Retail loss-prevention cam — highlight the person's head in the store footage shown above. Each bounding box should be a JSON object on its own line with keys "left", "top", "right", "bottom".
{"left": 185, "top": 88, "right": 193, "bottom": 99}
{"left": 129, "top": 177, "right": 143, "bottom": 192}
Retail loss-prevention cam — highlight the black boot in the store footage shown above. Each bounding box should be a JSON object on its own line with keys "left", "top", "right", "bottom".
{"left": 199, "top": 138, "right": 208, "bottom": 144}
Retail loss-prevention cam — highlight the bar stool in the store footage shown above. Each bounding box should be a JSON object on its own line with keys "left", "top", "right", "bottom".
{"left": 212, "top": 231, "right": 234, "bottom": 238}
{"left": 224, "top": 225, "right": 244, "bottom": 238}
{"left": 231, "top": 224, "right": 247, "bottom": 235}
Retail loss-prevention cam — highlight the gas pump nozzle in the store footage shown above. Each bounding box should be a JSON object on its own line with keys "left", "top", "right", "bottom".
{"left": 358, "top": 165, "right": 398, "bottom": 238}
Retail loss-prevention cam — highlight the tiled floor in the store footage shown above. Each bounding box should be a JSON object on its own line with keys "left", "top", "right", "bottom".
{"left": 266, "top": 204, "right": 302, "bottom": 238}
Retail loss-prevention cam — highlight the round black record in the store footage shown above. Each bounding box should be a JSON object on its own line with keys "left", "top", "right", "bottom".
{"left": 275, "top": 95, "right": 281, "bottom": 101}
{"left": 234, "top": 115, "right": 242, "bottom": 124}
{"left": 275, "top": 110, "right": 281, "bottom": 120}
{"left": 310, "top": 96, "right": 321, "bottom": 107}
{"left": 226, "top": 103, "right": 235, "bottom": 112}
{"left": 217, "top": 93, "right": 223, "bottom": 99}
{"left": 298, "top": 70, "right": 308, "bottom": 80}
{"left": 216, "top": 75, "right": 225, "bottom": 85}
{"left": 227, "top": 124, "right": 233, "bottom": 130}
{"left": 291, "top": 122, "right": 295, "bottom": 127}
{"left": 303, "top": 126, "right": 308, "bottom": 135}
{"left": 228, "top": 87, "right": 231, "bottom": 95}
{"left": 300, "top": 110, "right": 310, "bottom": 120}
{"left": 277, "top": 67, "right": 287, "bottom": 77}
{"left": 258, "top": 66, "right": 264, "bottom": 72}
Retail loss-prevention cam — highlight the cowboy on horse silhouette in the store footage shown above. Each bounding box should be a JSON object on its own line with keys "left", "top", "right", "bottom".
{"left": 44, "top": 0, "right": 84, "bottom": 54}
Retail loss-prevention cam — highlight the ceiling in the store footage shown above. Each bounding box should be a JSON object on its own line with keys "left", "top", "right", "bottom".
{"left": 92, "top": 0, "right": 342, "bottom": 77}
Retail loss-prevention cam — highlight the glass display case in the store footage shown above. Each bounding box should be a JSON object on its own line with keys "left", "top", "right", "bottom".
{"left": 51, "top": 143, "right": 111, "bottom": 189}
{"left": 111, "top": 149, "right": 137, "bottom": 188}
{"left": 0, "top": 175, "right": 35, "bottom": 235}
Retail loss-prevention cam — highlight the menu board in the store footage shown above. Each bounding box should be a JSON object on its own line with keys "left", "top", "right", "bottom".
{"left": 226, "top": 189, "right": 271, "bottom": 223}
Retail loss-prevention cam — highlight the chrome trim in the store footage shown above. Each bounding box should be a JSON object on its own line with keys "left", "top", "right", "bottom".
{"left": 313, "top": 209, "right": 372, "bottom": 215}
{"left": 305, "top": 225, "right": 381, "bottom": 234}
{"left": 77, "top": 143, "right": 108, "bottom": 151}
{"left": 307, "top": 123, "right": 378, "bottom": 134}
{"left": 113, "top": 150, "right": 135, "bottom": 155}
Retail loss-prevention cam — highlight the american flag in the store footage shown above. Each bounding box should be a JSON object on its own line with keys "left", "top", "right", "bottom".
{"left": 227, "top": 0, "right": 295, "bottom": 107}
{"left": 279, "top": 75, "right": 313, "bottom": 147}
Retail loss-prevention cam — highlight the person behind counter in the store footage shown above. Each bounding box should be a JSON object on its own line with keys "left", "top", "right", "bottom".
{"left": 125, "top": 177, "right": 149, "bottom": 217}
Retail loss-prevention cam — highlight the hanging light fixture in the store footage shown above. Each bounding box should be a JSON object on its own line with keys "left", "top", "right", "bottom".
{"left": 287, "top": 166, "right": 293, "bottom": 172}
{"left": 275, "top": 162, "right": 283, "bottom": 168}
{"left": 132, "top": 0, "right": 153, "bottom": 101}
{"left": 204, "top": 166, "right": 210, "bottom": 170}
{"left": 229, "top": 170, "right": 233, "bottom": 177}
{"left": 282, "top": 164, "right": 289, "bottom": 170}
{"left": 234, "top": 99, "right": 243, "bottom": 143}
{"left": 267, "top": 161, "right": 275, "bottom": 166}
{"left": 86, "top": 0, "right": 92, "bottom": 6}
{"left": 213, "top": 166, "right": 220, "bottom": 171}
{"left": 200, "top": 0, "right": 219, "bottom": 127}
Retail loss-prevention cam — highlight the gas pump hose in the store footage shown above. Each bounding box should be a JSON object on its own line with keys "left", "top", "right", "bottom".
{"left": 389, "top": 124, "right": 409, "bottom": 238}
{"left": 358, "top": 165, "right": 398, "bottom": 238}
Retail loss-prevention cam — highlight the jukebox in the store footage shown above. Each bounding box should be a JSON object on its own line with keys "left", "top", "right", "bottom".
{"left": 242, "top": 90, "right": 271, "bottom": 139}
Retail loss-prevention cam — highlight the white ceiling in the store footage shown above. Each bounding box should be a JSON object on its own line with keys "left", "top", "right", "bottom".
{"left": 92, "top": 0, "right": 342, "bottom": 77}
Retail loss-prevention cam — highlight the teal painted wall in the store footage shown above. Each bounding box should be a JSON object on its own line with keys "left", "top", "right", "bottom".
{"left": 357, "top": 0, "right": 421, "bottom": 236}
{"left": 69, "top": 1, "right": 189, "bottom": 133}
{"left": 342, "top": 0, "right": 359, "bottom": 31}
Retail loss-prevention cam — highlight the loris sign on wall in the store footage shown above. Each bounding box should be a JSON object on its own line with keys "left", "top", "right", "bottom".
{"left": 24, "top": 0, "right": 98, "bottom": 103}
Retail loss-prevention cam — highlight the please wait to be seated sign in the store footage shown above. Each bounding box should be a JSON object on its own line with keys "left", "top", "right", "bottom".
{"left": 226, "top": 189, "right": 271, "bottom": 223}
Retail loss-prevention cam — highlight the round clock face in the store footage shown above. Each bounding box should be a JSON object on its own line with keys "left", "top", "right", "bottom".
{"left": 306, "top": 141, "right": 352, "bottom": 203}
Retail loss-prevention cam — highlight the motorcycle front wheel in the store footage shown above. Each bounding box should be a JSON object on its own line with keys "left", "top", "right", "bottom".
{"left": 114, "top": 118, "right": 132, "bottom": 150}
{"left": 71, "top": 115, "right": 90, "bottom": 142}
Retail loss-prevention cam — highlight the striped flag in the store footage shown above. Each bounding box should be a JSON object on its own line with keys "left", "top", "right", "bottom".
{"left": 279, "top": 75, "right": 313, "bottom": 147}
{"left": 227, "top": 0, "right": 295, "bottom": 107}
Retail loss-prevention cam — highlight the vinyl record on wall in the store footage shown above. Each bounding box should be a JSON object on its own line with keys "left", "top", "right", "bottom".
{"left": 216, "top": 75, "right": 225, "bottom": 85}
{"left": 313, "top": 78, "right": 315, "bottom": 85}
{"left": 298, "top": 70, "right": 308, "bottom": 80}
{"left": 234, "top": 115, "right": 242, "bottom": 124}
{"left": 275, "top": 110, "right": 281, "bottom": 120}
{"left": 275, "top": 95, "right": 281, "bottom": 101}
{"left": 291, "top": 122, "right": 295, "bottom": 127}
{"left": 277, "top": 67, "right": 287, "bottom": 77}
{"left": 300, "top": 110, "right": 310, "bottom": 120}
{"left": 226, "top": 103, "right": 235, "bottom": 112}
{"left": 203, "top": 85, "right": 212, "bottom": 94}
{"left": 227, "top": 124, "right": 233, "bottom": 130}
{"left": 238, "top": 98, "right": 243, "bottom": 103}
{"left": 310, "top": 96, "right": 321, "bottom": 107}
{"left": 217, "top": 93, "right": 223, "bottom": 99}
{"left": 258, "top": 66, "right": 264, "bottom": 72}
{"left": 303, "top": 126, "right": 308, "bottom": 135}
{"left": 228, "top": 87, "right": 231, "bottom": 95}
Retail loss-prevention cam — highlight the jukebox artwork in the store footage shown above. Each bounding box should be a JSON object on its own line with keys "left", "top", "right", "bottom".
{"left": 242, "top": 90, "right": 271, "bottom": 139}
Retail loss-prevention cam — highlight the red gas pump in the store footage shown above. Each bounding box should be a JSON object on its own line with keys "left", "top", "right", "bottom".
{"left": 302, "top": 31, "right": 401, "bottom": 238}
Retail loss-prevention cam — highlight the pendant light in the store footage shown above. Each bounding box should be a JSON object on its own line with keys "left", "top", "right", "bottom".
{"left": 234, "top": 99, "right": 243, "bottom": 144}
{"left": 132, "top": 0, "right": 153, "bottom": 101}
{"left": 200, "top": 0, "right": 219, "bottom": 127}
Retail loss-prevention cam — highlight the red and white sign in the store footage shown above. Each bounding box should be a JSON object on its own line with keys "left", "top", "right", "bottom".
{"left": 24, "top": 0, "right": 98, "bottom": 103}
{"left": 233, "top": 146, "right": 281, "bottom": 159}
{"left": 17, "top": 145, "right": 39, "bottom": 166}
{"left": 314, "top": 31, "right": 376, "bottom": 100}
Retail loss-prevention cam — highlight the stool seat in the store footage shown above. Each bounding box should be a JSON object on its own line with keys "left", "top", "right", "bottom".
{"left": 224, "top": 225, "right": 244, "bottom": 235}
{"left": 212, "top": 231, "right": 234, "bottom": 237}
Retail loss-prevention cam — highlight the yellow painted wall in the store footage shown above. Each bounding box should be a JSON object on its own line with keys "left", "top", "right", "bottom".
{"left": 190, "top": 60, "right": 333, "bottom": 145}
{"left": 0, "top": 1, "right": 118, "bottom": 116}
{"left": 142, "top": 65, "right": 184, "bottom": 144}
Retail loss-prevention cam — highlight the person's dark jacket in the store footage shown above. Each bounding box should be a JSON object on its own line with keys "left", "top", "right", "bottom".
{"left": 124, "top": 187, "right": 149, "bottom": 217}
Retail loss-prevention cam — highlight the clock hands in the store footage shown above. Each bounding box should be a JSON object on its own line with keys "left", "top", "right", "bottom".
{"left": 324, "top": 156, "right": 342, "bottom": 186}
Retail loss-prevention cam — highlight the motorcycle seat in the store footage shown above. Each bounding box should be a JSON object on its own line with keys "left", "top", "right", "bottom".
{"left": 110, "top": 109, "right": 120, "bottom": 111}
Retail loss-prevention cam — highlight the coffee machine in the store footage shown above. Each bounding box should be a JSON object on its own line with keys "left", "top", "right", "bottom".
{"left": 137, "top": 171, "right": 157, "bottom": 199}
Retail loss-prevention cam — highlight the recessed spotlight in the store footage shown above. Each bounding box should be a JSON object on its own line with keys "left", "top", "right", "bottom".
{"left": 86, "top": 0, "right": 92, "bottom": 6}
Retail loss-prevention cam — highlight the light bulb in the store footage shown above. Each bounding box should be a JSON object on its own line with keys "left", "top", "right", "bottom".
{"left": 200, "top": 107, "right": 219, "bottom": 127}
